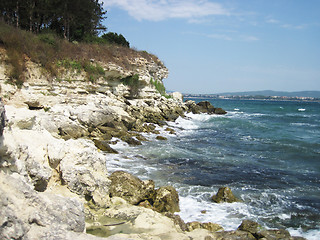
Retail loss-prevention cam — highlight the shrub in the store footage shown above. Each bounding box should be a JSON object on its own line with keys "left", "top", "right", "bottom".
{"left": 121, "top": 74, "right": 142, "bottom": 98}
{"left": 150, "top": 78, "right": 170, "bottom": 97}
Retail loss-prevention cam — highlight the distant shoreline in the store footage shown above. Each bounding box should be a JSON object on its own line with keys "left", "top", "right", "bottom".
{"left": 184, "top": 94, "right": 320, "bottom": 103}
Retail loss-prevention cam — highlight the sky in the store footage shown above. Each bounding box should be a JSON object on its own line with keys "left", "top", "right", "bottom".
{"left": 101, "top": 0, "right": 320, "bottom": 94}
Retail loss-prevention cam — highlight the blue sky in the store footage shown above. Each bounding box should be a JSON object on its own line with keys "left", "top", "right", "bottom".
{"left": 101, "top": 0, "right": 320, "bottom": 94}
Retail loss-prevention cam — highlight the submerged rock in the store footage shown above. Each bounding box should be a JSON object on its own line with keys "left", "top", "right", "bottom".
{"left": 211, "top": 187, "right": 240, "bottom": 203}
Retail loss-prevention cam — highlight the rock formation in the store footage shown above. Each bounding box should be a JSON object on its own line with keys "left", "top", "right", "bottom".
{"left": 0, "top": 45, "right": 304, "bottom": 239}
{"left": 211, "top": 186, "right": 240, "bottom": 203}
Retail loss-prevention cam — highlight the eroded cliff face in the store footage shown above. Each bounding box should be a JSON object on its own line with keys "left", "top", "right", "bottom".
{"left": 0, "top": 48, "right": 193, "bottom": 239}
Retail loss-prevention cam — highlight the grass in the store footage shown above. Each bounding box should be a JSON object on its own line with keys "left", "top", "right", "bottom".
{"left": 0, "top": 21, "right": 162, "bottom": 87}
{"left": 150, "top": 78, "right": 171, "bottom": 98}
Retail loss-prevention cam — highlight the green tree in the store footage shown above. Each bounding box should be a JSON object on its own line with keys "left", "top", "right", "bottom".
{"left": 0, "top": 0, "right": 106, "bottom": 41}
{"left": 101, "top": 32, "right": 130, "bottom": 47}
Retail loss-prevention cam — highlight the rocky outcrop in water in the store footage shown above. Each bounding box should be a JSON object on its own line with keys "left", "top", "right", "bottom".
{"left": 185, "top": 100, "right": 227, "bottom": 115}
{"left": 211, "top": 186, "right": 240, "bottom": 203}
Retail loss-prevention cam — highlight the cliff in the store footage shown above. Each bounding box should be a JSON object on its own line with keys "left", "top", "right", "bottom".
{"left": 0, "top": 40, "right": 302, "bottom": 239}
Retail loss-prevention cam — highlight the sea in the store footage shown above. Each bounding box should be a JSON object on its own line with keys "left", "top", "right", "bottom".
{"left": 107, "top": 98, "right": 320, "bottom": 240}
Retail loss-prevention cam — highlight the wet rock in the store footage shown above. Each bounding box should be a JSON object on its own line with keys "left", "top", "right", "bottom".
{"left": 185, "top": 100, "right": 201, "bottom": 114}
{"left": 238, "top": 220, "right": 261, "bottom": 237}
{"left": 93, "top": 139, "right": 118, "bottom": 154}
{"left": 197, "top": 101, "right": 216, "bottom": 114}
{"left": 156, "top": 135, "right": 167, "bottom": 141}
{"left": 108, "top": 171, "right": 155, "bottom": 205}
{"left": 134, "top": 133, "right": 148, "bottom": 142}
{"left": 120, "top": 135, "right": 142, "bottom": 146}
{"left": 214, "top": 230, "right": 256, "bottom": 240}
{"left": 185, "top": 100, "right": 227, "bottom": 115}
{"left": 186, "top": 221, "right": 224, "bottom": 232}
{"left": 165, "top": 127, "right": 175, "bottom": 134}
{"left": 214, "top": 107, "right": 227, "bottom": 115}
{"left": 153, "top": 186, "right": 180, "bottom": 213}
{"left": 211, "top": 187, "right": 240, "bottom": 203}
{"left": 259, "top": 229, "right": 293, "bottom": 240}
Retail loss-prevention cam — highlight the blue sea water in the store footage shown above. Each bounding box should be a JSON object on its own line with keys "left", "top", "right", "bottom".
{"left": 107, "top": 98, "right": 320, "bottom": 239}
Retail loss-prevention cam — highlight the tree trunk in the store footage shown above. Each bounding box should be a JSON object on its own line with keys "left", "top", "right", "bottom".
{"left": 16, "top": 0, "right": 19, "bottom": 28}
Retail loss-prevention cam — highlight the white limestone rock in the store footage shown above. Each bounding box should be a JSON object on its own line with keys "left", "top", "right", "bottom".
{"left": 0, "top": 172, "right": 85, "bottom": 239}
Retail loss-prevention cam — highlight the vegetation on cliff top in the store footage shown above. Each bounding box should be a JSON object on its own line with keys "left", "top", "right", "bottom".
{"left": 0, "top": 21, "right": 161, "bottom": 87}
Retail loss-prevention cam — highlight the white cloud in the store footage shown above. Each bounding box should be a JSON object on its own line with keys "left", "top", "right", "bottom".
{"left": 266, "top": 17, "right": 307, "bottom": 30}
{"left": 241, "top": 35, "right": 259, "bottom": 42}
{"left": 266, "top": 18, "right": 279, "bottom": 24}
{"left": 281, "top": 24, "right": 306, "bottom": 30}
{"left": 208, "top": 34, "right": 232, "bottom": 41}
{"left": 102, "top": 0, "right": 230, "bottom": 21}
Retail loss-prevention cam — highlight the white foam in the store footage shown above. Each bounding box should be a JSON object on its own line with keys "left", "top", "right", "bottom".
{"left": 179, "top": 196, "right": 251, "bottom": 231}
{"left": 288, "top": 227, "right": 320, "bottom": 240}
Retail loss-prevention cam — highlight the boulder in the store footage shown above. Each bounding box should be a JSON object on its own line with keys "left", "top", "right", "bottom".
{"left": 185, "top": 100, "right": 201, "bottom": 114}
{"left": 237, "top": 220, "right": 261, "bottom": 236}
{"left": 170, "top": 92, "right": 183, "bottom": 102}
{"left": 213, "top": 230, "right": 256, "bottom": 240}
{"left": 259, "top": 229, "right": 295, "bottom": 240}
{"left": 93, "top": 139, "right": 118, "bottom": 154}
{"left": 164, "top": 213, "right": 188, "bottom": 231}
{"left": 153, "top": 186, "right": 180, "bottom": 213}
{"left": 120, "top": 135, "right": 142, "bottom": 146}
{"left": 156, "top": 135, "right": 167, "bottom": 141}
{"left": 0, "top": 172, "right": 85, "bottom": 239}
{"left": 214, "top": 107, "right": 227, "bottom": 115}
{"left": 197, "top": 101, "right": 216, "bottom": 114}
{"left": 186, "top": 221, "right": 223, "bottom": 232}
{"left": 211, "top": 187, "right": 240, "bottom": 203}
{"left": 108, "top": 171, "right": 155, "bottom": 205}
{"left": 185, "top": 100, "right": 227, "bottom": 115}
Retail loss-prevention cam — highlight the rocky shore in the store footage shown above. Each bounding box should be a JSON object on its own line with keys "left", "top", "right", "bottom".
{"left": 0, "top": 47, "right": 304, "bottom": 239}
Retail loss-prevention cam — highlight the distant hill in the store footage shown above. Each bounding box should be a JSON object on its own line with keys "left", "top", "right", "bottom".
{"left": 216, "top": 90, "right": 320, "bottom": 98}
